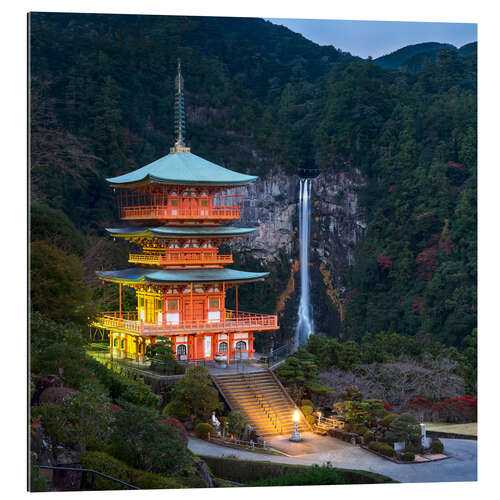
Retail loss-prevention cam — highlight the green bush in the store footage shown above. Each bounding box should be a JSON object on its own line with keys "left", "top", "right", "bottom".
{"left": 368, "top": 441, "right": 395, "bottom": 457}
{"left": 162, "top": 399, "right": 190, "bottom": 422}
{"left": 81, "top": 451, "right": 185, "bottom": 490}
{"left": 200, "top": 455, "right": 394, "bottom": 484}
{"left": 430, "top": 438, "right": 444, "bottom": 454}
{"left": 363, "top": 430, "right": 373, "bottom": 443}
{"left": 250, "top": 464, "right": 344, "bottom": 486}
{"left": 306, "top": 415, "right": 316, "bottom": 425}
{"left": 352, "top": 424, "right": 369, "bottom": 436}
{"left": 386, "top": 413, "right": 421, "bottom": 447}
{"left": 401, "top": 451, "right": 415, "bottom": 462}
{"left": 381, "top": 413, "right": 399, "bottom": 427}
{"left": 227, "top": 411, "right": 248, "bottom": 438}
{"left": 109, "top": 403, "right": 193, "bottom": 475}
{"left": 194, "top": 423, "right": 214, "bottom": 440}
{"left": 300, "top": 405, "right": 313, "bottom": 416}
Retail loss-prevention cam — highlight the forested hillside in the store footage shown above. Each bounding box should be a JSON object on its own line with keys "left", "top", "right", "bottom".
{"left": 29, "top": 12, "right": 476, "bottom": 350}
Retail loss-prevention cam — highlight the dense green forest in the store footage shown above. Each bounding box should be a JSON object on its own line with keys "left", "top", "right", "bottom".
{"left": 29, "top": 13, "right": 476, "bottom": 352}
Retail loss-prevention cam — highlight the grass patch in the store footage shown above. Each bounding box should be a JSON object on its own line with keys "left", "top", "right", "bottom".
{"left": 424, "top": 422, "right": 477, "bottom": 436}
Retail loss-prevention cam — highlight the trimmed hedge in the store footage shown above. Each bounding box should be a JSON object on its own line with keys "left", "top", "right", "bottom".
{"left": 81, "top": 451, "right": 185, "bottom": 490}
{"left": 368, "top": 441, "right": 395, "bottom": 457}
{"left": 194, "top": 423, "right": 214, "bottom": 440}
{"left": 431, "top": 438, "right": 444, "bottom": 454}
{"left": 401, "top": 451, "right": 415, "bottom": 462}
{"left": 300, "top": 405, "right": 313, "bottom": 416}
{"left": 200, "top": 455, "right": 394, "bottom": 485}
{"left": 250, "top": 464, "right": 344, "bottom": 486}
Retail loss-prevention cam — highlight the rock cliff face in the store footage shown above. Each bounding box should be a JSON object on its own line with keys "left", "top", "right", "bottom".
{"left": 231, "top": 167, "right": 366, "bottom": 343}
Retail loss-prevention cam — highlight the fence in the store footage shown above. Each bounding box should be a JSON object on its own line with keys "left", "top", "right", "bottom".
{"left": 207, "top": 433, "right": 267, "bottom": 450}
{"left": 35, "top": 465, "right": 140, "bottom": 490}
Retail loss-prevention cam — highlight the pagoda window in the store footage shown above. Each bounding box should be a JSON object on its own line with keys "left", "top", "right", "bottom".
{"left": 140, "top": 297, "right": 145, "bottom": 307}
{"left": 235, "top": 340, "right": 247, "bottom": 351}
{"left": 113, "top": 338, "right": 118, "bottom": 347}
{"left": 167, "top": 298, "right": 180, "bottom": 325}
{"left": 208, "top": 296, "right": 221, "bottom": 323}
{"left": 177, "top": 344, "right": 187, "bottom": 358}
{"left": 218, "top": 341, "right": 228, "bottom": 353}
{"left": 138, "top": 343, "right": 142, "bottom": 354}
{"left": 121, "top": 339, "right": 125, "bottom": 349}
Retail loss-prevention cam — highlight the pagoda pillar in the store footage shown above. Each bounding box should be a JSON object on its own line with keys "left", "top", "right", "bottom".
{"left": 228, "top": 332, "right": 234, "bottom": 363}
{"left": 248, "top": 333, "right": 254, "bottom": 359}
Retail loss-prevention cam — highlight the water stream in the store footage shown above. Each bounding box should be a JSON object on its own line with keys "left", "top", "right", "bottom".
{"left": 295, "top": 178, "right": 314, "bottom": 349}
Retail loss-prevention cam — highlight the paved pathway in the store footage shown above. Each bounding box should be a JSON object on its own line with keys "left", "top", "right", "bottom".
{"left": 188, "top": 435, "right": 477, "bottom": 483}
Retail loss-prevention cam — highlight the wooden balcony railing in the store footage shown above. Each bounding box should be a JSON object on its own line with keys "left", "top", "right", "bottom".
{"left": 93, "top": 309, "right": 278, "bottom": 336}
{"left": 128, "top": 251, "right": 233, "bottom": 267}
{"left": 120, "top": 205, "right": 240, "bottom": 221}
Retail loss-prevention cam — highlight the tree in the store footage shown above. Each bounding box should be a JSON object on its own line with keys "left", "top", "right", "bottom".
{"left": 386, "top": 413, "right": 421, "bottom": 447}
{"left": 227, "top": 411, "right": 248, "bottom": 439}
{"left": 30, "top": 241, "right": 91, "bottom": 324}
{"left": 109, "top": 402, "right": 192, "bottom": 474}
{"left": 168, "top": 366, "right": 222, "bottom": 424}
{"left": 276, "top": 348, "right": 331, "bottom": 402}
{"left": 147, "top": 338, "right": 184, "bottom": 375}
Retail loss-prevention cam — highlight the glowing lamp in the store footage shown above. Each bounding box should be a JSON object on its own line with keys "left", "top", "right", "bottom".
{"left": 289, "top": 409, "right": 302, "bottom": 442}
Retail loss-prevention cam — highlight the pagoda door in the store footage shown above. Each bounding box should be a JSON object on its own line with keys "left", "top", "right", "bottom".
{"left": 183, "top": 298, "right": 205, "bottom": 323}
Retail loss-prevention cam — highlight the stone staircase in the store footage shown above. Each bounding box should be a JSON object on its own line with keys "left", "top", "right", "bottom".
{"left": 211, "top": 370, "right": 309, "bottom": 437}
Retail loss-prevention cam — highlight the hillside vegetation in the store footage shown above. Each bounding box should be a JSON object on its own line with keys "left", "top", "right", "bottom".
{"left": 29, "top": 13, "right": 476, "bottom": 351}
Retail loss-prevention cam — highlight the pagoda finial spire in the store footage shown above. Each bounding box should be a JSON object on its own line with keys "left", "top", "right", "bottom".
{"left": 171, "top": 58, "right": 190, "bottom": 153}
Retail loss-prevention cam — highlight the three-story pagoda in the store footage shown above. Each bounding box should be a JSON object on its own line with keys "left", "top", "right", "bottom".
{"left": 94, "top": 61, "right": 278, "bottom": 363}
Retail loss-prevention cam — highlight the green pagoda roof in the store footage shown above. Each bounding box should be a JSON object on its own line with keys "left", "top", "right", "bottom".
{"left": 97, "top": 267, "right": 269, "bottom": 284}
{"left": 106, "top": 152, "right": 258, "bottom": 187}
{"left": 105, "top": 226, "right": 256, "bottom": 238}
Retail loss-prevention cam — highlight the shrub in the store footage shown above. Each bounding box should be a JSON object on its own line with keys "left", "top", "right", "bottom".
{"left": 401, "top": 451, "right": 415, "bottom": 462}
{"left": 368, "top": 441, "right": 395, "bottom": 457}
{"left": 227, "top": 411, "right": 248, "bottom": 438}
{"left": 363, "top": 430, "right": 373, "bottom": 443}
{"left": 109, "top": 402, "right": 193, "bottom": 475}
{"left": 430, "top": 438, "right": 444, "bottom": 454}
{"left": 250, "top": 464, "right": 344, "bottom": 486}
{"left": 169, "top": 366, "right": 222, "bottom": 423}
{"left": 162, "top": 399, "right": 190, "bottom": 422}
{"left": 387, "top": 413, "right": 421, "bottom": 446}
{"left": 194, "top": 423, "right": 214, "bottom": 440}
{"left": 306, "top": 415, "right": 316, "bottom": 425}
{"left": 300, "top": 405, "right": 313, "bottom": 416}
{"left": 158, "top": 417, "right": 188, "bottom": 447}
{"left": 381, "top": 413, "right": 399, "bottom": 427}
{"left": 81, "top": 451, "right": 185, "bottom": 490}
{"left": 300, "top": 399, "right": 313, "bottom": 407}
{"left": 352, "top": 424, "right": 369, "bottom": 436}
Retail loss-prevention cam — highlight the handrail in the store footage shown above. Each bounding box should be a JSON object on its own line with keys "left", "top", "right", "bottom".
{"left": 35, "top": 465, "right": 140, "bottom": 490}
{"left": 121, "top": 205, "right": 240, "bottom": 220}
{"left": 93, "top": 309, "right": 278, "bottom": 336}
{"left": 241, "top": 372, "right": 283, "bottom": 434}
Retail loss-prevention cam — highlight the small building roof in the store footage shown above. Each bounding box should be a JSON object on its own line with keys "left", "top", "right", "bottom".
{"left": 106, "top": 152, "right": 258, "bottom": 187}
{"left": 97, "top": 267, "right": 269, "bottom": 285}
{"left": 105, "top": 226, "right": 256, "bottom": 238}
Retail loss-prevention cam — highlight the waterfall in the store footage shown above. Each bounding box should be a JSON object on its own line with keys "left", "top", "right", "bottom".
{"left": 295, "top": 178, "right": 314, "bottom": 349}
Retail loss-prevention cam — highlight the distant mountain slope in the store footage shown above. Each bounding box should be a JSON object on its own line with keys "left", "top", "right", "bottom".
{"left": 459, "top": 41, "right": 478, "bottom": 56}
{"left": 374, "top": 42, "right": 454, "bottom": 70}
{"left": 374, "top": 41, "right": 477, "bottom": 73}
